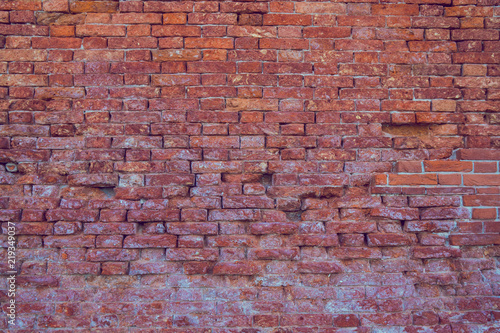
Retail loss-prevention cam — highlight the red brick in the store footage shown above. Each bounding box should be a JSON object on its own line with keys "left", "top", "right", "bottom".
{"left": 463, "top": 195, "right": 500, "bottom": 207}
{"left": 333, "top": 314, "right": 360, "bottom": 327}
{"left": 209, "top": 209, "right": 260, "bottom": 222}
{"left": 296, "top": 2, "right": 345, "bottom": 13}
{"left": 371, "top": 207, "right": 420, "bottom": 220}
{"left": 453, "top": 52, "right": 500, "bottom": 64}
{"left": 32, "top": 37, "right": 81, "bottom": 49}
{"left": 162, "top": 13, "right": 187, "bottom": 25}
{"left": 412, "top": 246, "right": 461, "bottom": 259}
{"left": 70, "top": 1, "right": 117, "bottom": 13}
{"left": 145, "top": 174, "right": 195, "bottom": 186}
{"left": 288, "top": 235, "right": 339, "bottom": 247}
{"left": 111, "top": 13, "right": 161, "bottom": 24}
{"left": 367, "top": 234, "right": 417, "bottom": 246}
{"left": 152, "top": 25, "right": 201, "bottom": 37}
{"left": 88, "top": 249, "right": 139, "bottom": 261}
{"left": 329, "top": 247, "right": 382, "bottom": 259}
{"left": 127, "top": 209, "right": 179, "bottom": 222}
{"left": 143, "top": 1, "right": 192, "bottom": 12}
{"left": 0, "top": 1, "right": 497, "bottom": 328}
{"left": 183, "top": 261, "right": 213, "bottom": 275}
{"left": 188, "top": 13, "right": 237, "bottom": 25}
{"left": 409, "top": 196, "right": 460, "bottom": 207}
{"left": 376, "top": 28, "right": 424, "bottom": 40}
{"left": 84, "top": 223, "right": 135, "bottom": 235}
{"left": 338, "top": 15, "right": 385, "bottom": 27}
{"left": 373, "top": 4, "right": 419, "bottom": 15}
{"left": 395, "top": 161, "right": 422, "bottom": 173}
{"left": 48, "top": 262, "right": 99, "bottom": 275}
{"left": 108, "top": 37, "right": 157, "bottom": 49}
{"left": 185, "top": 37, "right": 233, "bottom": 49}
{"left": 168, "top": 222, "right": 216, "bottom": 235}
{"left": 4, "top": 222, "right": 52, "bottom": 235}
{"left": 150, "top": 50, "right": 201, "bottom": 62}
{"left": 0, "top": 74, "right": 48, "bottom": 86}
{"left": 389, "top": 174, "right": 438, "bottom": 185}
{"left": 76, "top": 25, "right": 126, "bottom": 37}
{"left": 102, "top": 262, "right": 128, "bottom": 275}
{"left": 340, "top": 64, "right": 387, "bottom": 76}
{"left": 464, "top": 174, "right": 500, "bottom": 186}
{"left": 421, "top": 207, "right": 471, "bottom": 219}
{"left": 452, "top": 29, "right": 499, "bottom": 41}
{"left": 43, "top": 0, "right": 68, "bottom": 12}
{"left": 253, "top": 315, "right": 279, "bottom": 327}
{"left": 303, "top": 27, "right": 351, "bottom": 38}
{"left": 458, "top": 149, "right": 500, "bottom": 160}
{"left": 424, "top": 161, "right": 473, "bottom": 172}
{"left": 44, "top": 235, "right": 95, "bottom": 248}
{"left": 264, "top": 14, "right": 312, "bottom": 26}
{"left": 213, "top": 261, "right": 263, "bottom": 275}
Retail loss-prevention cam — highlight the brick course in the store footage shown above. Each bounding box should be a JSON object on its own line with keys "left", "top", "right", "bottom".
{"left": 0, "top": 0, "right": 500, "bottom": 331}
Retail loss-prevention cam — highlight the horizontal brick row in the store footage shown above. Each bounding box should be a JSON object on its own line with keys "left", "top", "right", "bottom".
{"left": 0, "top": 0, "right": 499, "bottom": 331}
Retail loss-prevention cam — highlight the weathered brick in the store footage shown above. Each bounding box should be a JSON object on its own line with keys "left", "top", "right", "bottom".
{"left": 264, "top": 14, "right": 311, "bottom": 26}
{"left": 412, "top": 246, "right": 461, "bottom": 259}
{"left": 367, "top": 234, "right": 417, "bottom": 246}
{"left": 450, "top": 234, "right": 500, "bottom": 246}
{"left": 1, "top": 1, "right": 496, "bottom": 328}
{"left": 87, "top": 249, "right": 139, "bottom": 261}
{"left": 84, "top": 223, "right": 136, "bottom": 235}
{"left": 166, "top": 248, "right": 218, "bottom": 261}
{"left": 0, "top": 50, "right": 47, "bottom": 61}
{"left": 421, "top": 207, "right": 471, "bottom": 219}
{"left": 297, "top": 262, "right": 342, "bottom": 274}
{"left": 129, "top": 262, "right": 180, "bottom": 275}
{"left": 123, "top": 235, "right": 177, "bottom": 248}
{"left": 213, "top": 261, "right": 263, "bottom": 275}
{"left": 389, "top": 174, "right": 438, "bottom": 185}
{"left": 44, "top": 235, "right": 95, "bottom": 248}
{"left": 70, "top": 1, "right": 117, "bottom": 13}
{"left": 76, "top": 25, "right": 126, "bottom": 37}
{"left": 371, "top": 207, "right": 420, "bottom": 220}
{"left": 127, "top": 210, "right": 180, "bottom": 222}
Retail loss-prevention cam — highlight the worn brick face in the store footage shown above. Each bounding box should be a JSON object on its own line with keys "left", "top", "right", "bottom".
{"left": 0, "top": 0, "right": 499, "bottom": 331}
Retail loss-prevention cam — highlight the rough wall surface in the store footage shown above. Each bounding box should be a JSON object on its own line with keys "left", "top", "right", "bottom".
{"left": 0, "top": 0, "right": 500, "bottom": 331}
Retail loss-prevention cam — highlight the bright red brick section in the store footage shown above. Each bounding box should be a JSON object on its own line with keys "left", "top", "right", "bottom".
{"left": 0, "top": 0, "right": 499, "bottom": 331}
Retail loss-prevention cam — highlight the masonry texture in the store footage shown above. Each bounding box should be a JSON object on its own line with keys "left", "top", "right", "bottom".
{"left": 0, "top": 0, "right": 500, "bottom": 331}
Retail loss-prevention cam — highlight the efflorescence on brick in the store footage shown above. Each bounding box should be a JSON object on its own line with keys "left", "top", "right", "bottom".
{"left": 0, "top": 0, "right": 499, "bottom": 331}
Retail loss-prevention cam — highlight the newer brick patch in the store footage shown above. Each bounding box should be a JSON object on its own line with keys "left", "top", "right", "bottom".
{"left": 0, "top": 0, "right": 500, "bottom": 331}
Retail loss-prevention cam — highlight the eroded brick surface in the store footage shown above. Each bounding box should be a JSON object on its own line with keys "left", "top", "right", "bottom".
{"left": 0, "top": 0, "right": 499, "bottom": 331}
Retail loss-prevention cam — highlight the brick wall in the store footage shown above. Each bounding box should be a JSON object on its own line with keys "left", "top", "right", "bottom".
{"left": 1, "top": 0, "right": 500, "bottom": 331}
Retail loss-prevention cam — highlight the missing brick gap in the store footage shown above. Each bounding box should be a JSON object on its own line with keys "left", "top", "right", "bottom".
{"left": 99, "top": 187, "right": 116, "bottom": 198}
